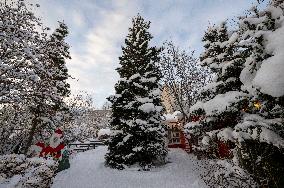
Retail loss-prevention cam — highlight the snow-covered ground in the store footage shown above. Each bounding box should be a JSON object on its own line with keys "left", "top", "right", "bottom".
{"left": 52, "top": 147, "right": 207, "bottom": 188}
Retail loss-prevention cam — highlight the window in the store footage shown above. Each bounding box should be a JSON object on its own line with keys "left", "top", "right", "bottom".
{"left": 168, "top": 130, "right": 181, "bottom": 144}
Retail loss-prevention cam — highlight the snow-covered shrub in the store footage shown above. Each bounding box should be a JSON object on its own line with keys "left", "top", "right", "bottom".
{"left": 0, "top": 154, "right": 58, "bottom": 188}
{"left": 234, "top": 114, "right": 284, "bottom": 187}
{"left": 187, "top": 1, "right": 284, "bottom": 187}
{"left": 236, "top": 141, "right": 284, "bottom": 187}
{"left": 201, "top": 158, "right": 257, "bottom": 188}
{"left": 0, "top": 105, "right": 31, "bottom": 155}
{"left": 98, "top": 128, "right": 111, "bottom": 140}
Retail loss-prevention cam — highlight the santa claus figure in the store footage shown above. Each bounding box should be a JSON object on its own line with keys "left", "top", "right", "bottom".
{"left": 32, "top": 128, "right": 65, "bottom": 159}
{"left": 49, "top": 128, "right": 63, "bottom": 148}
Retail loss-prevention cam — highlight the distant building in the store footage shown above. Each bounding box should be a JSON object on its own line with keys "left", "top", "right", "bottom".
{"left": 97, "top": 128, "right": 111, "bottom": 140}
{"left": 163, "top": 111, "right": 191, "bottom": 153}
{"left": 161, "top": 86, "right": 176, "bottom": 114}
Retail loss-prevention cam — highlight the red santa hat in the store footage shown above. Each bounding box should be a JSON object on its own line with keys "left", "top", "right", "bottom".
{"left": 54, "top": 128, "right": 63, "bottom": 136}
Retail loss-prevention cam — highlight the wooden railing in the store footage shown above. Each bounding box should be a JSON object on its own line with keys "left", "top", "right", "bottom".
{"left": 68, "top": 141, "right": 105, "bottom": 152}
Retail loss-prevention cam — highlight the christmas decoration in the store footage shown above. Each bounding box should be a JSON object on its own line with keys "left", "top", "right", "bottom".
{"left": 253, "top": 101, "right": 261, "bottom": 110}
{"left": 33, "top": 128, "right": 65, "bottom": 159}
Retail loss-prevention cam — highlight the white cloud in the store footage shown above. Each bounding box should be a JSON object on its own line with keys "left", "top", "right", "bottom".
{"left": 67, "top": 6, "right": 137, "bottom": 107}
{"left": 72, "top": 11, "right": 85, "bottom": 28}
{"left": 32, "top": 0, "right": 258, "bottom": 107}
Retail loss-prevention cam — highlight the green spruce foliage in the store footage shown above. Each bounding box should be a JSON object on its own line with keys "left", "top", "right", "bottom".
{"left": 105, "top": 15, "right": 167, "bottom": 170}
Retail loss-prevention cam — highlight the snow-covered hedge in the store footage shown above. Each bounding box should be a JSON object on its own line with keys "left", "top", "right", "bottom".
{"left": 201, "top": 158, "right": 257, "bottom": 188}
{"left": 0, "top": 154, "right": 58, "bottom": 188}
{"left": 208, "top": 114, "right": 284, "bottom": 148}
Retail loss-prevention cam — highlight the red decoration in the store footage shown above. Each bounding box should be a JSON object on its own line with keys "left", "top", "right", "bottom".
{"left": 55, "top": 128, "right": 63, "bottom": 137}
{"left": 36, "top": 142, "right": 65, "bottom": 159}
{"left": 34, "top": 128, "right": 65, "bottom": 159}
{"left": 217, "top": 141, "right": 232, "bottom": 158}
{"left": 191, "top": 115, "right": 202, "bottom": 122}
{"left": 35, "top": 142, "right": 45, "bottom": 148}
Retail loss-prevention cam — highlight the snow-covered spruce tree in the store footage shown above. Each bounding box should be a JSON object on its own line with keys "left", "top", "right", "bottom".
{"left": 232, "top": 2, "right": 284, "bottom": 186}
{"left": 105, "top": 15, "right": 167, "bottom": 170}
{"left": 0, "top": 105, "right": 32, "bottom": 154}
{"left": 185, "top": 22, "right": 248, "bottom": 158}
{"left": 23, "top": 22, "right": 72, "bottom": 154}
{"left": 45, "top": 22, "right": 71, "bottom": 127}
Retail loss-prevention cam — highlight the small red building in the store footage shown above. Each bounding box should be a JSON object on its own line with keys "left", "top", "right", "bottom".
{"left": 163, "top": 111, "right": 191, "bottom": 153}
{"left": 188, "top": 114, "right": 233, "bottom": 159}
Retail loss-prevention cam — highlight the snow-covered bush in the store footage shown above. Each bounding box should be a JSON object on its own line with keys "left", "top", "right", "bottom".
{"left": 0, "top": 105, "right": 31, "bottom": 154}
{"left": 201, "top": 158, "right": 257, "bottom": 188}
{"left": 98, "top": 128, "right": 111, "bottom": 140}
{"left": 0, "top": 154, "right": 58, "bottom": 188}
{"left": 198, "top": 113, "right": 284, "bottom": 187}
{"left": 233, "top": 114, "right": 284, "bottom": 187}
{"left": 186, "top": 1, "right": 284, "bottom": 187}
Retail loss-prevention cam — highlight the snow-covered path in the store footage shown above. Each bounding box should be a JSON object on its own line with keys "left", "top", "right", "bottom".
{"left": 52, "top": 147, "right": 207, "bottom": 188}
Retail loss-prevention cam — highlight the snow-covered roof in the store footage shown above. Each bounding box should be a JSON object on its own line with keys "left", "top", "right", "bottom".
{"left": 163, "top": 111, "right": 183, "bottom": 123}
{"left": 98, "top": 128, "right": 111, "bottom": 138}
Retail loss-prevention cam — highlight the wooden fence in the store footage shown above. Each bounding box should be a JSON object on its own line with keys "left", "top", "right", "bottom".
{"left": 68, "top": 141, "right": 105, "bottom": 152}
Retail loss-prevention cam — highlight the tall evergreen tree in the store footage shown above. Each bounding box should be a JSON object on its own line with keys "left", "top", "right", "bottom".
{"left": 233, "top": 2, "right": 284, "bottom": 186}
{"left": 105, "top": 15, "right": 167, "bottom": 170}
{"left": 187, "top": 2, "right": 284, "bottom": 186}
{"left": 186, "top": 23, "right": 247, "bottom": 157}
{"left": 24, "top": 22, "right": 71, "bottom": 153}
{"left": 46, "top": 22, "right": 71, "bottom": 126}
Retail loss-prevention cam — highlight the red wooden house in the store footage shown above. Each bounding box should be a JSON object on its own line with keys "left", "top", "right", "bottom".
{"left": 163, "top": 112, "right": 233, "bottom": 157}
{"left": 163, "top": 112, "right": 191, "bottom": 153}
{"left": 188, "top": 114, "right": 233, "bottom": 159}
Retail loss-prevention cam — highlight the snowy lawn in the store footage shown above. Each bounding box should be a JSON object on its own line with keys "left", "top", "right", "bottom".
{"left": 52, "top": 147, "right": 207, "bottom": 188}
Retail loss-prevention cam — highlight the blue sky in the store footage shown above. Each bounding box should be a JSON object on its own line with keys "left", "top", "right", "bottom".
{"left": 29, "top": 0, "right": 266, "bottom": 108}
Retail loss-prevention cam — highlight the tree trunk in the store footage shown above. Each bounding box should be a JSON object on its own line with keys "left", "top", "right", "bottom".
{"left": 24, "top": 117, "right": 38, "bottom": 154}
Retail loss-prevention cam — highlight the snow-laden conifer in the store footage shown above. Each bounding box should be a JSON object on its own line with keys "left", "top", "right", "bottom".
{"left": 105, "top": 15, "right": 167, "bottom": 170}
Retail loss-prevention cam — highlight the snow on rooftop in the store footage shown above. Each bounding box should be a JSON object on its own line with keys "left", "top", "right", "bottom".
{"left": 163, "top": 111, "right": 183, "bottom": 122}
{"left": 97, "top": 128, "right": 111, "bottom": 138}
